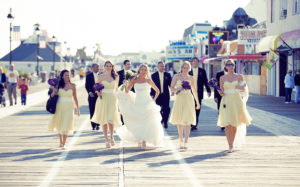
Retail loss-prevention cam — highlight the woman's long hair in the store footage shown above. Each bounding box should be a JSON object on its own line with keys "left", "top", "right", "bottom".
{"left": 180, "top": 61, "right": 191, "bottom": 73}
{"left": 104, "top": 61, "right": 118, "bottom": 80}
{"left": 58, "top": 69, "right": 69, "bottom": 89}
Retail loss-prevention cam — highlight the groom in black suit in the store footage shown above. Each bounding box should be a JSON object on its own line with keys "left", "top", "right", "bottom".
{"left": 151, "top": 61, "right": 172, "bottom": 129}
{"left": 214, "top": 69, "right": 226, "bottom": 131}
{"left": 189, "top": 57, "right": 211, "bottom": 131}
{"left": 117, "top": 60, "right": 135, "bottom": 125}
{"left": 85, "top": 63, "right": 100, "bottom": 130}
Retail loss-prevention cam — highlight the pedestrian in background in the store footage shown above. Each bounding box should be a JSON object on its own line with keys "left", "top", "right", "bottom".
{"left": 48, "top": 70, "right": 80, "bottom": 149}
{"left": 5, "top": 64, "right": 19, "bottom": 106}
{"left": 0, "top": 67, "right": 6, "bottom": 87}
{"left": 294, "top": 71, "right": 300, "bottom": 104}
{"left": 284, "top": 70, "right": 294, "bottom": 104}
{"left": 19, "top": 78, "right": 28, "bottom": 105}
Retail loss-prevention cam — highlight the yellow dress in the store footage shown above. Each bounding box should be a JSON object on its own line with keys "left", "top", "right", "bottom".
{"left": 48, "top": 89, "right": 74, "bottom": 135}
{"left": 217, "top": 81, "right": 252, "bottom": 127}
{"left": 169, "top": 80, "right": 196, "bottom": 126}
{"left": 91, "top": 80, "right": 121, "bottom": 127}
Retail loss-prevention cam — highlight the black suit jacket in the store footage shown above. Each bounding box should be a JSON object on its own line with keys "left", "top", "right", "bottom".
{"left": 214, "top": 71, "right": 224, "bottom": 99}
{"left": 85, "top": 72, "right": 96, "bottom": 95}
{"left": 189, "top": 67, "right": 211, "bottom": 100}
{"left": 150, "top": 71, "right": 172, "bottom": 105}
{"left": 117, "top": 69, "right": 136, "bottom": 87}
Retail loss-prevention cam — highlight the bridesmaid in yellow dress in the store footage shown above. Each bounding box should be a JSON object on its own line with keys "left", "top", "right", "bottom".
{"left": 217, "top": 59, "right": 252, "bottom": 153}
{"left": 91, "top": 61, "right": 121, "bottom": 148}
{"left": 48, "top": 70, "right": 80, "bottom": 149}
{"left": 169, "top": 61, "right": 200, "bottom": 149}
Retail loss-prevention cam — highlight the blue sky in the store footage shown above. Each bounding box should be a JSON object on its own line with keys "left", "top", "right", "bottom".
{"left": 0, "top": 0, "right": 251, "bottom": 56}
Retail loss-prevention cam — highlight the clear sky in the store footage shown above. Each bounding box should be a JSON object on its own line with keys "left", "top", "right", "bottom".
{"left": 0, "top": 0, "right": 250, "bottom": 57}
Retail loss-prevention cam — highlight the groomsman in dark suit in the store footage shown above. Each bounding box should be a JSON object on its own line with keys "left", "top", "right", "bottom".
{"left": 85, "top": 63, "right": 100, "bottom": 131}
{"left": 214, "top": 69, "right": 226, "bottom": 131}
{"left": 189, "top": 57, "right": 211, "bottom": 131}
{"left": 151, "top": 61, "right": 172, "bottom": 129}
{"left": 117, "top": 60, "right": 135, "bottom": 125}
{"left": 117, "top": 60, "right": 135, "bottom": 87}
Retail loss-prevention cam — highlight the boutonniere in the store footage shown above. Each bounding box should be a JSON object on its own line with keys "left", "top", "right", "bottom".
{"left": 164, "top": 76, "right": 168, "bottom": 80}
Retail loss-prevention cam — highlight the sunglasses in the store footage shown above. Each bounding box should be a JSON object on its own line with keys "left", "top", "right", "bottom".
{"left": 225, "top": 63, "right": 234, "bottom": 67}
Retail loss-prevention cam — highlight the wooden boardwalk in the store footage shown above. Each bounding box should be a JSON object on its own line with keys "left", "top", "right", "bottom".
{"left": 0, "top": 85, "right": 300, "bottom": 186}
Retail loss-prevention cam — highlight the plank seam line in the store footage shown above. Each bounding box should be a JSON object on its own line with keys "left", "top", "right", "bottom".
{"left": 39, "top": 117, "right": 90, "bottom": 187}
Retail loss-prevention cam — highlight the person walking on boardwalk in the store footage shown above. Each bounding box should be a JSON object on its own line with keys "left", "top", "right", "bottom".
{"left": 85, "top": 64, "right": 100, "bottom": 130}
{"left": 217, "top": 59, "right": 252, "bottom": 153}
{"left": 48, "top": 70, "right": 80, "bottom": 149}
{"left": 284, "top": 70, "right": 294, "bottom": 104}
{"left": 189, "top": 57, "right": 211, "bottom": 131}
{"left": 117, "top": 64, "right": 164, "bottom": 149}
{"left": 150, "top": 61, "right": 172, "bottom": 129}
{"left": 5, "top": 64, "right": 19, "bottom": 106}
{"left": 169, "top": 61, "right": 200, "bottom": 149}
{"left": 91, "top": 61, "right": 122, "bottom": 148}
{"left": 294, "top": 71, "right": 300, "bottom": 104}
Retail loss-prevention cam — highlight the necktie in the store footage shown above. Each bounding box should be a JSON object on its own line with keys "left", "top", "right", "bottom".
{"left": 193, "top": 68, "right": 198, "bottom": 90}
{"left": 159, "top": 72, "right": 164, "bottom": 94}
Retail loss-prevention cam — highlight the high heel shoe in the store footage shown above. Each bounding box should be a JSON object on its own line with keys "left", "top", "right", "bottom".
{"left": 111, "top": 139, "right": 115, "bottom": 146}
{"left": 105, "top": 141, "right": 111, "bottom": 148}
{"left": 184, "top": 141, "right": 188, "bottom": 149}
{"left": 179, "top": 141, "right": 184, "bottom": 149}
{"left": 142, "top": 141, "right": 146, "bottom": 149}
{"left": 59, "top": 143, "right": 63, "bottom": 148}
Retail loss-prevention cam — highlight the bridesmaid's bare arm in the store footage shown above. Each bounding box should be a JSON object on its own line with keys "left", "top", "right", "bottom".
{"left": 190, "top": 77, "right": 200, "bottom": 110}
{"left": 170, "top": 74, "right": 179, "bottom": 93}
{"left": 125, "top": 78, "right": 135, "bottom": 93}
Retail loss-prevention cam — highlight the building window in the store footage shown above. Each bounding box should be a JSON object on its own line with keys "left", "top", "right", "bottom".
{"left": 293, "top": 0, "right": 300, "bottom": 14}
{"left": 280, "top": 0, "right": 288, "bottom": 19}
{"left": 294, "top": 49, "right": 300, "bottom": 72}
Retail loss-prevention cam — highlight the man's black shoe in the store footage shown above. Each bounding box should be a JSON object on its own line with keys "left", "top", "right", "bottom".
{"left": 191, "top": 126, "right": 197, "bottom": 131}
{"left": 96, "top": 125, "right": 100, "bottom": 131}
{"left": 164, "top": 123, "right": 168, "bottom": 129}
{"left": 221, "top": 127, "right": 225, "bottom": 131}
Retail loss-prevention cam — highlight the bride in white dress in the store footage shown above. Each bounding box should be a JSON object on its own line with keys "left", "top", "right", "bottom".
{"left": 117, "top": 64, "right": 164, "bottom": 148}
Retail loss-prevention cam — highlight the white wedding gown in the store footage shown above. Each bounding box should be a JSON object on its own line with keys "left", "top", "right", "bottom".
{"left": 116, "top": 82, "right": 164, "bottom": 146}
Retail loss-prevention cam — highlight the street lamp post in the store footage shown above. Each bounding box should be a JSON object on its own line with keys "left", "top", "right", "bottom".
{"left": 52, "top": 36, "right": 56, "bottom": 71}
{"left": 7, "top": 8, "right": 14, "bottom": 65}
{"left": 35, "top": 25, "right": 41, "bottom": 76}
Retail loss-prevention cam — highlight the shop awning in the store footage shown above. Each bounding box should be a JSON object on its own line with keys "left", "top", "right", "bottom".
{"left": 277, "top": 29, "right": 300, "bottom": 49}
{"left": 228, "top": 54, "right": 265, "bottom": 60}
{"left": 256, "top": 34, "right": 282, "bottom": 53}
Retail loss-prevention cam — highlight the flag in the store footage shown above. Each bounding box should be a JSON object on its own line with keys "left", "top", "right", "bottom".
{"left": 39, "top": 35, "right": 46, "bottom": 48}
{"left": 12, "top": 26, "right": 20, "bottom": 41}
{"left": 265, "top": 48, "right": 279, "bottom": 69}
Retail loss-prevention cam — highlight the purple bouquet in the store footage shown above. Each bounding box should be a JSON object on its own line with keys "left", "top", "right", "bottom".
{"left": 208, "top": 78, "right": 224, "bottom": 96}
{"left": 176, "top": 80, "right": 191, "bottom": 94}
{"left": 48, "top": 78, "right": 59, "bottom": 88}
{"left": 93, "top": 83, "right": 104, "bottom": 99}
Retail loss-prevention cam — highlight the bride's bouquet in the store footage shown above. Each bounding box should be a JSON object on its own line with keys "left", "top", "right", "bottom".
{"left": 93, "top": 83, "right": 104, "bottom": 99}
{"left": 120, "top": 70, "right": 135, "bottom": 91}
{"left": 208, "top": 78, "right": 224, "bottom": 96}
{"left": 176, "top": 80, "right": 191, "bottom": 94}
